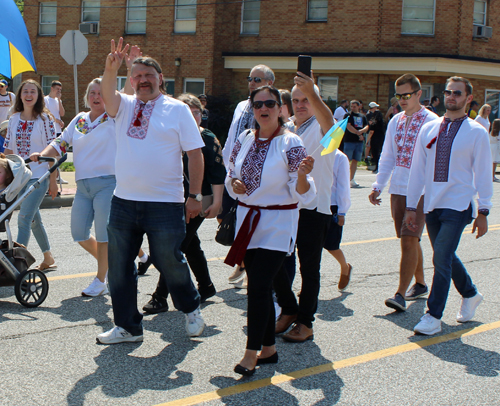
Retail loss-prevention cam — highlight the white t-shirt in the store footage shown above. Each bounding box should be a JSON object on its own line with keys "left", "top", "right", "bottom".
{"left": 330, "top": 149, "right": 351, "bottom": 215}
{"left": 44, "top": 96, "right": 62, "bottom": 133}
{"left": 114, "top": 93, "right": 204, "bottom": 203}
{"left": 333, "top": 106, "right": 348, "bottom": 122}
{"left": 4, "top": 113, "right": 56, "bottom": 178}
{"left": 285, "top": 116, "right": 335, "bottom": 215}
{"left": 0, "top": 93, "right": 15, "bottom": 123}
{"left": 51, "top": 111, "right": 116, "bottom": 181}
{"left": 475, "top": 115, "right": 490, "bottom": 132}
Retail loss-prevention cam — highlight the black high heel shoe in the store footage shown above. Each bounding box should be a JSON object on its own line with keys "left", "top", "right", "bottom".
{"left": 257, "top": 352, "right": 279, "bottom": 365}
{"left": 234, "top": 364, "right": 256, "bottom": 376}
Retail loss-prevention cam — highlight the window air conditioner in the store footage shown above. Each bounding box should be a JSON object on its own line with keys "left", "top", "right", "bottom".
{"left": 473, "top": 25, "right": 492, "bottom": 39}
{"left": 79, "top": 22, "right": 99, "bottom": 35}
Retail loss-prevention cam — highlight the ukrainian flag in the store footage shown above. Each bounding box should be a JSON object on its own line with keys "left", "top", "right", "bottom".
{"left": 319, "top": 118, "right": 348, "bottom": 156}
{"left": 0, "top": 1, "right": 36, "bottom": 78}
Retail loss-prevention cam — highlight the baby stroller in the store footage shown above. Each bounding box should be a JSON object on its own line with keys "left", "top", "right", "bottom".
{"left": 0, "top": 154, "right": 66, "bottom": 307}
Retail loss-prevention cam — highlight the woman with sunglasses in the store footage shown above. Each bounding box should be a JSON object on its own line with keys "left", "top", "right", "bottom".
{"left": 225, "top": 85, "right": 316, "bottom": 376}
{"left": 4, "top": 79, "right": 57, "bottom": 270}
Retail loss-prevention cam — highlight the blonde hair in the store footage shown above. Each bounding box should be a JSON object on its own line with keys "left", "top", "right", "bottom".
{"left": 0, "top": 154, "right": 14, "bottom": 187}
{"left": 478, "top": 104, "right": 491, "bottom": 118}
{"left": 84, "top": 78, "right": 101, "bottom": 108}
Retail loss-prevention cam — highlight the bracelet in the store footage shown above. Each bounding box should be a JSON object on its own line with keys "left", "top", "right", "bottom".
{"left": 406, "top": 207, "right": 417, "bottom": 212}
{"left": 478, "top": 209, "right": 489, "bottom": 216}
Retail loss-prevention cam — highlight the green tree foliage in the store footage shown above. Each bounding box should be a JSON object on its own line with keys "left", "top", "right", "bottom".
{"left": 15, "top": 0, "right": 24, "bottom": 15}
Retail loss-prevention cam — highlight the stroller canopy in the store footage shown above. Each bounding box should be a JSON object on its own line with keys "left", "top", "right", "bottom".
{"left": 4, "top": 155, "right": 32, "bottom": 202}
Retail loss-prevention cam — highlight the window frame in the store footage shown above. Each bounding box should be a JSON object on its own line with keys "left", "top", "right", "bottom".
{"left": 307, "top": 0, "right": 328, "bottom": 22}
{"left": 473, "top": 0, "right": 487, "bottom": 26}
{"left": 318, "top": 76, "right": 339, "bottom": 102}
{"left": 42, "top": 76, "right": 59, "bottom": 96}
{"left": 419, "top": 84, "right": 434, "bottom": 103}
{"left": 240, "top": 0, "right": 260, "bottom": 35}
{"left": 126, "top": 0, "right": 147, "bottom": 35}
{"left": 174, "top": 0, "right": 197, "bottom": 34}
{"left": 39, "top": 2, "right": 57, "bottom": 36}
{"left": 183, "top": 78, "right": 205, "bottom": 95}
{"left": 485, "top": 89, "right": 500, "bottom": 120}
{"left": 164, "top": 78, "right": 175, "bottom": 95}
{"left": 81, "top": 0, "right": 100, "bottom": 23}
{"left": 401, "top": 0, "right": 436, "bottom": 36}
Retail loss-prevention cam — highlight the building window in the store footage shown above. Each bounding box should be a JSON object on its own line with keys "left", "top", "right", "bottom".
{"left": 164, "top": 78, "right": 175, "bottom": 95}
{"left": 175, "top": 0, "right": 197, "bottom": 34}
{"left": 419, "top": 84, "right": 433, "bottom": 103}
{"left": 39, "top": 2, "right": 57, "bottom": 36}
{"left": 116, "top": 76, "right": 127, "bottom": 91}
{"left": 184, "top": 78, "right": 205, "bottom": 95}
{"left": 241, "top": 0, "right": 260, "bottom": 34}
{"left": 485, "top": 89, "right": 500, "bottom": 120}
{"left": 474, "top": 0, "right": 487, "bottom": 26}
{"left": 126, "top": 0, "right": 147, "bottom": 34}
{"left": 42, "top": 76, "right": 59, "bottom": 96}
{"left": 318, "top": 77, "right": 338, "bottom": 101}
{"left": 307, "top": 0, "right": 328, "bottom": 22}
{"left": 82, "top": 1, "right": 100, "bottom": 22}
{"left": 401, "top": 0, "right": 435, "bottom": 35}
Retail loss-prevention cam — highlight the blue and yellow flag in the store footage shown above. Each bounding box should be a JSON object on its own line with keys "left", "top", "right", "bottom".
{"left": 319, "top": 118, "right": 347, "bottom": 156}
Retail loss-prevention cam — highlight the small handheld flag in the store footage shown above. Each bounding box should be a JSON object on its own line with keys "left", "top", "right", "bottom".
{"left": 319, "top": 118, "right": 348, "bottom": 156}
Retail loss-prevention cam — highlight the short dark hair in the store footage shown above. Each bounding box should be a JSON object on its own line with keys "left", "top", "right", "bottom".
{"left": 350, "top": 100, "right": 360, "bottom": 106}
{"left": 250, "top": 85, "right": 284, "bottom": 127}
{"left": 395, "top": 74, "right": 421, "bottom": 92}
{"left": 51, "top": 80, "right": 62, "bottom": 88}
{"left": 446, "top": 76, "right": 473, "bottom": 96}
{"left": 430, "top": 96, "right": 440, "bottom": 104}
{"left": 279, "top": 89, "right": 293, "bottom": 117}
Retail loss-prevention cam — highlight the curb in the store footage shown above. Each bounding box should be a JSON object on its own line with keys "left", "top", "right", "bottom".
{"left": 40, "top": 194, "right": 74, "bottom": 209}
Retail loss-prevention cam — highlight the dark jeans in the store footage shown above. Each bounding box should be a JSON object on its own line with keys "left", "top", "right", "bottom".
{"left": 370, "top": 139, "right": 384, "bottom": 171}
{"left": 274, "top": 208, "right": 332, "bottom": 328}
{"left": 425, "top": 205, "right": 477, "bottom": 320}
{"left": 154, "top": 215, "right": 212, "bottom": 297}
{"left": 107, "top": 196, "right": 200, "bottom": 336}
{"left": 245, "top": 248, "right": 287, "bottom": 350}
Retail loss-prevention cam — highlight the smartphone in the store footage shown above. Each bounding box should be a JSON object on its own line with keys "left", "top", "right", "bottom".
{"left": 297, "top": 55, "right": 312, "bottom": 77}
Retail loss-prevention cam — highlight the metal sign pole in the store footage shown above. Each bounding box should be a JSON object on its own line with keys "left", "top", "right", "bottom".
{"left": 72, "top": 31, "right": 79, "bottom": 114}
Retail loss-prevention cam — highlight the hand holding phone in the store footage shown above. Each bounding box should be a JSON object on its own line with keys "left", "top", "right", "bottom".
{"left": 297, "top": 55, "right": 312, "bottom": 77}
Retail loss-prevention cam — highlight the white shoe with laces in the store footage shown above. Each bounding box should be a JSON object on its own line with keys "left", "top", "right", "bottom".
{"left": 82, "top": 277, "right": 108, "bottom": 297}
{"left": 414, "top": 313, "right": 442, "bottom": 335}
{"left": 96, "top": 326, "right": 143, "bottom": 344}
{"left": 457, "top": 292, "right": 483, "bottom": 323}
{"left": 350, "top": 179, "right": 360, "bottom": 188}
{"left": 185, "top": 307, "right": 205, "bottom": 337}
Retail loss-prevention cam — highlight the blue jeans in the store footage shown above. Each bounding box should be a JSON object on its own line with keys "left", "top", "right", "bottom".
{"left": 107, "top": 196, "right": 200, "bottom": 336}
{"left": 17, "top": 178, "right": 51, "bottom": 252}
{"left": 425, "top": 205, "right": 477, "bottom": 320}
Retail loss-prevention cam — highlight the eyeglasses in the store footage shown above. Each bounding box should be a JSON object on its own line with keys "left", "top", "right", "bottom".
{"left": 443, "top": 90, "right": 463, "bottom": 97}
{"left": 252, "top": 100, "right": 279, "bottom": 109}
{"left": 191, "top": 110, "right": 202, "bottom": 117}
{"left": 394, "top": 90, "right": 419, "bottom": 100}
{"left": 247, "top": 77, "right": 263, "bottom": 83}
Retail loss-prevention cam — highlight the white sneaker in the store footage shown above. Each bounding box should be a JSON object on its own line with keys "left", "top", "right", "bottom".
{"left": 350, "top": 179, "right": 360, "bottom": 188}
{"left": 457, "top": 292, "right": 483, "bottom": 323}
{"left": 82, "top": 277, "right": 108, "bottom": 297}
{"left": 96, "top": 326, "right": 143, "bottom": 344}
{"left": 185, "top": 307, "right": 205, "bottom": 337}
{"left": 414, "top": 313, "right": 442, "bottom": 335}
{"left": 234, "top": 274, "right": 248, "bottom": 289}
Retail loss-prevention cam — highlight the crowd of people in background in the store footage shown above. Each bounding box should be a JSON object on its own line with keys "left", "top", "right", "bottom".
{"left": 0, "top": 37, "right": 494, "bottom": 377}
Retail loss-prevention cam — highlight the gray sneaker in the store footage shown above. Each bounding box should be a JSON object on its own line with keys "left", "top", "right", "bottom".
{"left": 385, "top": 293, "right": 406, "bottom": 312}
{"left": 405, "top": 283, "right": 428, "bottom": 301}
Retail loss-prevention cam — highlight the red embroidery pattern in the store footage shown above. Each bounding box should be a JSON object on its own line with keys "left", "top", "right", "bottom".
{"left": 16, "top": 120, "right": 34, "bottom": 157}
{"left": 433, "top": 116, "right": 467, "bottom": 182}
{"left": 394, "top": 108, "right": 428, "bottom": 169}
{"left": 286, "top": 146, "right": 307, "bottom": 172}
{"left": 229, "top": 139, "right": 242, "bottom": 165}
{"left": 240, "top": 141, "right": 271, "bottom": 196}
{"left": 127, "top": 99, "right": 157, "bottom": 140}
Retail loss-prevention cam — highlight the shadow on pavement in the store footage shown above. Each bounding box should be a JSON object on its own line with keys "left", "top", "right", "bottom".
{"left": 373, "top": 299, "right": 427, "bottom": 332}
{"left": 316, "top": 292, "right": 354, "bottom": 322}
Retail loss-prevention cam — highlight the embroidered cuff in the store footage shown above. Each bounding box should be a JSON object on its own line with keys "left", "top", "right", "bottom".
{"left": 372, "top": 187, "right": 381, "bottom": 193}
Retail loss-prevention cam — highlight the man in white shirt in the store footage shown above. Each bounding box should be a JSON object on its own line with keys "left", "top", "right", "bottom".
{"left": 405, "top": 76, "right": 492, "bottom": 336}
{"left": 369, "top": 74, "right": 439, "bottom": 313}
{"left": 97, "top": 38, "right": 206, "bottom": 344}
{"left": 273, "top": 72, "right": 336, "bottom": 343}
{"left": 43, "top": 81, "right": 65, "bottom": 135}
{"left": 0, "top": 79, "right": 15, "bottom": 123}
{"left": 333, "top": 99, "right": 349, "bottom": 122}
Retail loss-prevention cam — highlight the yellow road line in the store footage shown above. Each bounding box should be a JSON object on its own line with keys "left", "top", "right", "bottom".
{"left": 155, "top": 320, "right": 500, "bottom": 406}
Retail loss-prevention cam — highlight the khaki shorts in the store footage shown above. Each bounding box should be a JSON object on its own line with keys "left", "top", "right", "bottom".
{"left": 390, "top": 194, "right": 425, "bottom": 239}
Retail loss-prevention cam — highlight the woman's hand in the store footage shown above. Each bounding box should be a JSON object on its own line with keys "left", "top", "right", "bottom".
{"left": 29, "top": 152, "right": 41, "bottom": 163}
{"left": 48, "top": 180, "right": 58, "bottom": 200}
{"left": 298, "top": 156, "right": 314, "bottom": 177}
{"left": 204, "top": 201, "right": 222, "bottom": 218}
{"left": 125, "top": 45, "right": 142, "bottom": 69}
{"left": 231, "top": 178, "right": 247, "bottom": 195}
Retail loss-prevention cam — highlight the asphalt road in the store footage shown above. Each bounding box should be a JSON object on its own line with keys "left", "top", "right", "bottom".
{"left": 1, "top": 170, "right": 499, "bottom": 406}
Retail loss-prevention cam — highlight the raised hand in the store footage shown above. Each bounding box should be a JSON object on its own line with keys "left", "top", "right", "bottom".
{"left": 298, "top": 155, "right": 314, "bottom": 176}
{"left": 125, "top": 45, "right": 142, "bottom": 70}
{"left": 105, "top": 38, "right": 129, "bottom": 72}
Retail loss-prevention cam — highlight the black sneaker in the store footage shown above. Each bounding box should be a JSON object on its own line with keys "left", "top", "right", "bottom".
{"left": 199, "top": 284, "right": 216, "bottom": 303}
{"left": 142, "top": 293, "right": 168, "bottom": 314}
{"left": 405, "top": 283, "right": 428, "bottom": 301}
{"left": 385, "top": 293, "right": 406, "bottom": 312}
{"left": 137, "top": 255, "right": 152, "bottom": 276}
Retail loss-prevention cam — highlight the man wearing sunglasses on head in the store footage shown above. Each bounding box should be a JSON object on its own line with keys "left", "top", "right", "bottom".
{"left": 369, "top": 73, "right": 439, "bottom": 313}
{"left": 405, "top": 76, "right": 492, "bottom": 336}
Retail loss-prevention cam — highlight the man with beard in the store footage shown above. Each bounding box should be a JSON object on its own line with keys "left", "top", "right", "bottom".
{"left": 406, "top": 76, "right": 492, "bottom": 335}
{"left": 96, "top": 38, "right": 206, "bottom": 344}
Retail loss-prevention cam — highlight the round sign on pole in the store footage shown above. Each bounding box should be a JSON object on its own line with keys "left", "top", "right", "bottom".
{"left": 60, "top": 30, "right": 88, "bottom": 65}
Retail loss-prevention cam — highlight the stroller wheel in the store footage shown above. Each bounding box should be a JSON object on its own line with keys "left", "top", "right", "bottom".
{"left": 15, "top": 269, "right": 49, "bottom": 308}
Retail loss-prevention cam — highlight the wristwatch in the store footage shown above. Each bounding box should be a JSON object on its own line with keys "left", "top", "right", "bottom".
{"left": 189, "top": 193, "right": 203, "bottom": 202}
{"left": 478, "top": 209, "right": 489, "bottom": 216}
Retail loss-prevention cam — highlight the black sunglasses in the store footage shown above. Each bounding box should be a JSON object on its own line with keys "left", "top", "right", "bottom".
{"left": 394, "top": 90, "right": 419, "bottom": 100}
{"left": 247, "top": 76, "right": 263, "bottom": 83}
{"left": 252, "top": 100, "right": 279, "bottom": 109}
{"left": 443, "top": 90, "right": 463, "bottom": 97}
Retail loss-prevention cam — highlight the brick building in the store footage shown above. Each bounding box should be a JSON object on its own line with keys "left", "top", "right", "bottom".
{"left": 19, "top": 0, "right": 500, "bottom": 123}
